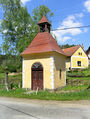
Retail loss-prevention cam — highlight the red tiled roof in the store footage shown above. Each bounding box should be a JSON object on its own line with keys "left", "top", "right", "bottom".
{"left": 38, "top": 16, "right": 50, "bottom": 25}
{"left": 63, "top": 45, "right": 80, "bottom": 56}
{"left": 21, "top": 32, "right": 66, "bottom": 56}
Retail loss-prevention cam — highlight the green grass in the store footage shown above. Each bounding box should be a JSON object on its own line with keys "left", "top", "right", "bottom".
{"left": 0, "top": 73, "right": 4, "bottom": 79}
{"left": 59, "top": 85, "right": 88, "bottom": 91}
{"left": 0, "top": 89, "right": 90, "bottom": 101}
{"left": 0, "top": 67, "right": 90, "bottom": 101}
{"left": 67, "top": 66, "right": 90, "bottom": 77}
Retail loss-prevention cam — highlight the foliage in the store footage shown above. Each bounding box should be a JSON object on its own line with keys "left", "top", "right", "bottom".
{"left": 0, "top": 2, "right": 54, "bottom": 55}
{"left": 66, "top": 66, "right": 90, "bottom": 88}
{"left": 60, "top": 44, "right": 75, "bottom": 49}
{"left": 0, "top": 66, "right": 90, "bottom": 100}
{"left": 0, "top": 55, "right": 22, "bottom": 73}
{"left": 0, "top": 73, "right": 22, "bottom": 89}
{"left": 67, "top": 66, "right": 90, "bottom": 77}
{"left": 0, "top": 89, "right": 90, "bottom": 101}
{"left": 32, "top": 5, "right": 54, "bottom": 35}
{"left": 0, "top": 0, "right": 34, "bottom": 54}
{"left": 32, "top": 5, "right": 54, "bottom": 24}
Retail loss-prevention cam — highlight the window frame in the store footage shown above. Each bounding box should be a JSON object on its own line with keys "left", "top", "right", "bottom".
{"left": 59, "top": 69, "right": 62, "bottom": 80}
{"left": 77, "top": 61, "right": 81, "bottom": 66}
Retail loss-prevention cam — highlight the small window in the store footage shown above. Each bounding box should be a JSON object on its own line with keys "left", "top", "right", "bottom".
{"left": 78, "top": 52, "right": 82, "bottom": 55}
{"left": 77, "top": 61, "right": 81, "bottom": 66}
{"left": 59, "top": 69, "right": 62, "bottom": 79}
{"left": 78, "top": 52, "right": 81, "bottom": 55}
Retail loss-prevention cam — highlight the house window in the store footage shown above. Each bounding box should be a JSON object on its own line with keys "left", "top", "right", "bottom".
{"left": 59, "top": 69, "right": 62, "bottom": 79}
{"left": 77, "top": 61, "right": 81, "bottom": 66}
{"left": 78, "top": 52, "right": 81, "bottom": 55}
{"left": 78, "top": 52, "right": 82, "bottom": 55}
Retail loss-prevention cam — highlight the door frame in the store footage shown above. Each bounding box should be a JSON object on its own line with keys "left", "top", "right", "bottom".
{"left": 31, "top": 62, "right": 43, "bottom": 90}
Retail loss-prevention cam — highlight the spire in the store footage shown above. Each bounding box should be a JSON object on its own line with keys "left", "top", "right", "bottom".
{"left": 38, "top": 16, "right": 51, "bottom": 33}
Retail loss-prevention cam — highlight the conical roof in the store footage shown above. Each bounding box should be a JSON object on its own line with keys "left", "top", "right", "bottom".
{"left": 21, "top": 32, "right": 66, "bottom": 56}
{"left": 38, "top": 15, "right": 51, "bottom": 25}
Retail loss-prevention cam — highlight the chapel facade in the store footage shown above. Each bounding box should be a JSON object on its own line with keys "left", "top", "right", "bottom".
{"left": 21, "top": 16, "right": 67, "bottom": 90}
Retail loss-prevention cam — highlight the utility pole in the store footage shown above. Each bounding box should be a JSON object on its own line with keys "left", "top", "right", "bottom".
{"left": 5, "top": 66, "right": 8, "bottom": 91}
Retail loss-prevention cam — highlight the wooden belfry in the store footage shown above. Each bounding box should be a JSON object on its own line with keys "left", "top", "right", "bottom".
{"left": 38, "top": 16, "right": 51, "bottom": 33}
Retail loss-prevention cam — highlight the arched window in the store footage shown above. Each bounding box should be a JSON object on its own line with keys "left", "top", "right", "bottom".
{"left": 32, "top": 63, "right": 43, "bottom": 71}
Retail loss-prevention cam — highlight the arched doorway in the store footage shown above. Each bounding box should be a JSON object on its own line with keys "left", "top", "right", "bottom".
{"left": 31, "top": 63, "right": 43, "bottom": 90}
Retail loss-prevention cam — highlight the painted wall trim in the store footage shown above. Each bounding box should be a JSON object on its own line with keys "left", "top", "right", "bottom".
{"left": 71, "top": 57, "right": 72, "bottom": 69}
{"left": 50, "top": 56, "right": 55, "bottom": 89}
{"left": 71, "top": 67, "right": 86, "bottom": 69}
{"left": 72, "top": 56, "right": 88, "bottom": 59}
{"left": 65, "top": 59, "right": 66, "bottom": 85}
{"left": 22, "top": 58, "right": 24, "bottom": 88}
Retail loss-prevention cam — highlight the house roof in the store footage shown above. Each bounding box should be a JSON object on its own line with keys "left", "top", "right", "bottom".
{"left": 63, "top": 45, "right": 80, "bottom": 56}
{"left": 21, "top": 32, "right": 66, "bottom": 56}
{"left": 38, "top": 15, "right": 51, "bottom": 25}
{"left": 86, "top": 47, "right": 90, "bottom": 54}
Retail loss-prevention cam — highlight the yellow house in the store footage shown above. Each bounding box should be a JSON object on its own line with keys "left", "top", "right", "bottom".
{"left": 21, "top": 16, "right": 67, "bottom": 90}
{"left": 63, "top": 45, "right": 88, "bottom": 70}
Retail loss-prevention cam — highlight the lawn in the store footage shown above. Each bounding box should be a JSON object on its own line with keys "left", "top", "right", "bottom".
{"left": 0, "top": 88, "right": 90, "bottom": 101}
{"left": 65, "top": 66, "right": 90, "bottom": 92}
{"left": 0, "top": 66, "right": 90, "bottom": 101}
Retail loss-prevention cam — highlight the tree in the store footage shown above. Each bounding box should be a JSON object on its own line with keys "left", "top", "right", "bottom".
{"left": 0, "top": 0, "right": 34, "bottom": 54}
{"left": 59, "top": 44, "right": 76, "bottom": 49}
{"left": 32, "top": 5, "right": 54, "bottom": 24}
{"left": 32, "top": 5, "right": 54, "bottom": 38}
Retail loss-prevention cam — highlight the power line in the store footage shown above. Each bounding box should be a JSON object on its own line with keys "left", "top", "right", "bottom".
{"left": 51, "top": 25, "right": 90, "bottom": 31}
{"left": 0, "top": 25, "right": 90, "bottom": 37}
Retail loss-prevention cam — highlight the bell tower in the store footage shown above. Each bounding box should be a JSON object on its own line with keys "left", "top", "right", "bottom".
{"left": 38, "top": 16, "right": 51, "bottom": 33}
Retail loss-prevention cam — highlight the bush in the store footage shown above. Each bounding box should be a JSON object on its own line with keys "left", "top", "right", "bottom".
{"left": 73, "top": 69, "right": 78, "bottom": 72}
{"left": 0, "top": 65, "right": 5, "bottom": 73}
{"left": 7, "top": 64, "right": 17, "bottom": 73}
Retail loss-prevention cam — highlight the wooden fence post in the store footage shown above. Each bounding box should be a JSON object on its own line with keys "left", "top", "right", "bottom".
{"left": 5, "top": 66, "right": 9, "bottom": 91}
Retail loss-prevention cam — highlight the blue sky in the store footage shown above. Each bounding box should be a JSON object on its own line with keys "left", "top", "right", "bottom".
{"left": 0, "top": 0, "right": 90, "bottom": 50}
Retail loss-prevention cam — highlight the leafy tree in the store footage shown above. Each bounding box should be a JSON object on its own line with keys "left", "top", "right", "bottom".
{"left": 0, "top": 2, "right": 54, "bottom": 54}
{"left": 60, "top": 44, "right": 76, "bottom": 49}
{"left": 32, "top": 5, "right": 54, "bottom": 24}
{"left": 32, "top": 5, "right": 54, "bottom": 39}
{"left": 0, "top": 0, "right": 34, "bottom": 54}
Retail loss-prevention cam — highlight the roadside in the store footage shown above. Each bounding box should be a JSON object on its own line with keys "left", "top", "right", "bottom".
{"left": 0, "top": 97, "right": 90, "bottom": 108}
{"left": 0, "top": 97, "right": 90, "bottom": 119}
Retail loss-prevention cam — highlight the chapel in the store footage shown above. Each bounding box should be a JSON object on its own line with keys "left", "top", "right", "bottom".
{"left": 21, "top": 16, "right": 67, "bottom": 90}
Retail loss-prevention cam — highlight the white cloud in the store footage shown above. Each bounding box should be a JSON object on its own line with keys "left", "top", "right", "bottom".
{"left": 84, "top": 0, "right": 90, "bottom": 12}
{"left": 52, "top": 13, "right": 87, "bottom": 44}
{"left": 75, "top": 13, "right": 84, "bottom": 18}
{"left": 21, "top": 0, "right": 31, "bottom": 4}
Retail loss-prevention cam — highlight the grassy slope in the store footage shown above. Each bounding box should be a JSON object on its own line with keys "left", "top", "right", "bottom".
{"left": 63, "top": 66, "right": 90, "bottom": 91}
